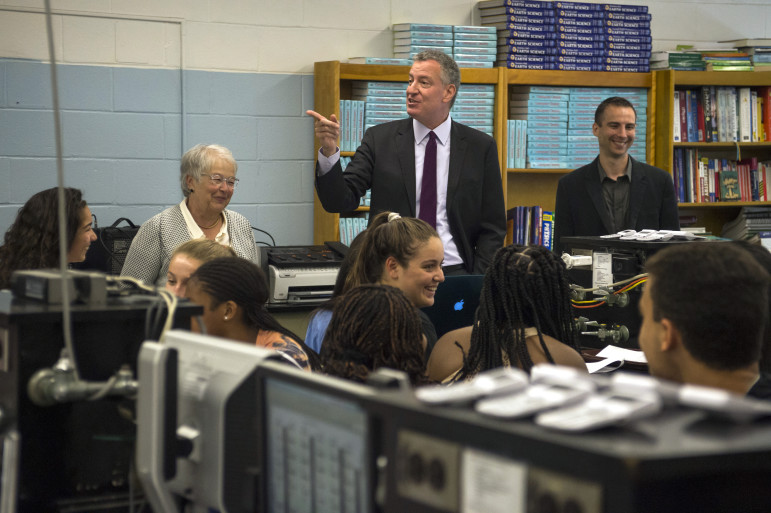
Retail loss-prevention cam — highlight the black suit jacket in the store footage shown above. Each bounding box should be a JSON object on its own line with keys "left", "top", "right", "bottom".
{"left": 553, "top": 156, "right": 680, "bottom": 254}
{"left": 316, "top": 118, "right": 506, "bottom": 274}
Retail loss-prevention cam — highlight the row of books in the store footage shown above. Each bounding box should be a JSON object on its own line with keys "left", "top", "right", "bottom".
{"left": 507, "top": 119, "right": 527, "bottom": 168}
{"left": 338, "top": 214, "right": 369, "bottom": 246}
{"left": 509, "top": 85, "right": 647, "bottom": 168}
{"left": 478, "top": 0, "right": 651, "bottom": 72}
{"left": 392, "top": 24, "right": 497, "bottom": 67}
{"left": 727, "top": 38, "right": 771, "bottom": 70}
{"left": 673, "top": 149, "right": 771, "bottom": 203}
{"left": 506, "top": 205, "right": 553, "bottom": 249}
{"left": 650, "top": 47, "right": 754, "bottom": 72}
{"left": 672, "top": 86, "right": 771, "bottom": 143}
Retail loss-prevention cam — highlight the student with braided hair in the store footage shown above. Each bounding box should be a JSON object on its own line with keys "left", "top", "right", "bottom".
{"left": 185, "top": 256, "right": 320, "bottom": 371}
{"left": 320, "top": 284, "right": 429, "bottom": 386}
{"left": 427, "top": 244, "right": 586, "bottom": 382}
{"left": 345, "top": 211, "right": 445, "bottom": 357}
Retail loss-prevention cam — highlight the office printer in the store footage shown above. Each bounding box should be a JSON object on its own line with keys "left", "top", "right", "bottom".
{"left": 260, "top": 243, "right": 346, "bottom": 304}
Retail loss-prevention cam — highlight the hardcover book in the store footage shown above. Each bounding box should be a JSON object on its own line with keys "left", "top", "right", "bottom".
{"left": 480, "top": 5, "right": 553, "bottom": 16}
{"left": 604, "top": 19, "right": 651, "bottom": 29}
{"left": 481, "top": 14, "right": 556, "bottom": 24}
{"left": 392, "top": 23, "right": 452, "bottom": 32}
{"left": 453, "top": 25, "right": 497, "bottom": 34}
{"left": 602, "top": 3, "right": 648, "bottom": 14}
{"left": 555, "top": 1, "right": 602, "bottom": 11}
{"left": 556, "top": 9, "right": 604, "bottom": 19}
{"left": 477, "top": 0, "right": 550, "bottom": 8}
{"left": 720, "top": 168, "right": 740, "bottom": 201}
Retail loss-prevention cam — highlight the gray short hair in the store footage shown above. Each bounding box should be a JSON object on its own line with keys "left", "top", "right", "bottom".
{"left": 180, "top": 144, "right": 238, "bottom": 197}
{"left": 413, "top": 49, "right": 460, "bottom": 109}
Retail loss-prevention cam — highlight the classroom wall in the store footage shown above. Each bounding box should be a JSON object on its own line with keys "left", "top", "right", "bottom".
{"left": 1, "top": 0, "right": 770, "bottom": 244}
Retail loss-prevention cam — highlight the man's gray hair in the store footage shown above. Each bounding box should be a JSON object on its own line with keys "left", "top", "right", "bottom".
{"left": 413, "top": 49, "right": 460, "bottom": 109}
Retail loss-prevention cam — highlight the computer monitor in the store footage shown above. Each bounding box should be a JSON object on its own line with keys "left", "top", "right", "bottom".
{"left": 136, "top": 330, "right": 382, "bottom": 513}
{"left": 259, "top": 361, "right": 378, "bottom": 513}
{"left": 135, "top": 330, "right": 281, "bottom": 513}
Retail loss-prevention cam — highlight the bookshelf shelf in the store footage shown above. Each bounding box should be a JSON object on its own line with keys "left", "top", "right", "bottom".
{"left": 673, "top": 142, "right": 771, "bottom": 148}
{"left": 508, "top": 168, "right": 571, "bottom": 174}
{"left": 678, "top": 201, "right": 771, "bottom": 208}
{"left": 654, "top": 69, "right": 771, "bottom": 236}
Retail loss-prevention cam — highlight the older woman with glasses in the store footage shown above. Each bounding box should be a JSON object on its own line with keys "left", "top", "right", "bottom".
{"left": 120, "top": 144, "right": 258, "bottom": 286}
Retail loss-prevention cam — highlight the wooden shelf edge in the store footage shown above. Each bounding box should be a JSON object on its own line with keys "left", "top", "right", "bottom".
{"left": 678, "top": 202, "right": 771, "bottom": 208}
{"left": 674, "top": 142, "right": 771, "bottom": 148}
{"left": 508, "top": 168, "right": 572, "bottom": 174}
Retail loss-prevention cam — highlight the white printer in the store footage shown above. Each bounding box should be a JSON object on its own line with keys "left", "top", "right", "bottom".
{"left": 260, "top": 244, "right": 345, "bottom": 304}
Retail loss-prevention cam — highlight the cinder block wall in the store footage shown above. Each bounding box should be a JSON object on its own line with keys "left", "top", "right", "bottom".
{"left": 0, "top": 0, "right": 769, "bottom": 244}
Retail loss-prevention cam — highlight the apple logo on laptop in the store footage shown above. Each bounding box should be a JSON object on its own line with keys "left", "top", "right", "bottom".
{"left": 454, "top": 299, "right": 464, "bottom": 311}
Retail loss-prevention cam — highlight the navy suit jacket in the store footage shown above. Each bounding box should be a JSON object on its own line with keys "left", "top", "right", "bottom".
{"left": 553, "top": 156, "right": 680, "bottom": 254}
{"left": 316, "top": 118, "right": 506, "bottom": 274}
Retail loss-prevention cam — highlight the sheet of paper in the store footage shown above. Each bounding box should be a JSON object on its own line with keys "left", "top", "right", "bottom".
{"left": 586, "top": 358, "right": 623, "bottom": 374}
{"left": 596, "top": 345, "right": 648, "bottom": 363}
{"left": 461, "top": 448, "right": 527, "bottom": 513}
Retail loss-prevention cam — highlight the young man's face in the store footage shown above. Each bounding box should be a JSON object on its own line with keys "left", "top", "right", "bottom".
{"left": 593, "top": 105, "right": 636, "bottom": 160}
{"left": 638, "top": 278, "right": 677, "bottom": 382}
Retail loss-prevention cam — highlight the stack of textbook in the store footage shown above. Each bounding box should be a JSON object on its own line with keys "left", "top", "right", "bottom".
{"left": 452, "top": 84, "right": 496, "bottom": 136}
{"left": 452, "top": 25, "right": 497, "bottom": 68}
{"left": 511, "top": 86, "right": 570, "bottom": 168}
{"left": 478, "top": 0, "right": 651, "bottom": 72}
{"left": 393, "top": 23, "right": 453, "bottom": 59}
{"left": 649, "top": 50, "right": 705, "bottom": 70}
{"left": 722, "top": 207, "right": 771, "bottom": 242}
{"left": 338, "top": 99, "right": 365, "bottom": 152}
{"left": 724, "top": 38, "right": 771, "bottom": 70}
{"left": 351, "top": 81, "right": 407, "bottom": 133}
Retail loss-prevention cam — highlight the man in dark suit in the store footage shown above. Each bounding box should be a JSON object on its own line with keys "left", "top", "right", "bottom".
{"left": 307, "top": 50, "right": 506, "bottom": 275}
{"left": 553, "top": 96, "right": 679, "bottom": 254}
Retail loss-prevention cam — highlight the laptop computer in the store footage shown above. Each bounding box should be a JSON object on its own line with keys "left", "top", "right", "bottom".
{"left": 421, "top": 274, "right": 485, "bottom": 339}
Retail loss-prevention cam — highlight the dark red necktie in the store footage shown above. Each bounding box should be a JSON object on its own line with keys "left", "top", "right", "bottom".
{"left": 419, "top": 131, "right": 437, "bottom": 229}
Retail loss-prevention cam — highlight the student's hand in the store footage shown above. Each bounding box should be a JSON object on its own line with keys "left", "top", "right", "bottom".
{"left": 306, "top": 110, "right": 340, "bottom": 157}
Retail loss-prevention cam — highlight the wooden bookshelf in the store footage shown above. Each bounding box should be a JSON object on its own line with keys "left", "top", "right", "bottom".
{"left": 653, "top": 69, "right": 771, "bottom": 235}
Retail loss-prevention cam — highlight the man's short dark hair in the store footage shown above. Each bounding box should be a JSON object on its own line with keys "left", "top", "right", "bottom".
{"left": 595, "top": 96, "right": 637, "bottom": 125}
{"left": 413, "top": 49, "right": 460, "bottom": 109}
{"left": 645, "top": 242, "right": 769, "bottom": 370}
{"left": 732, "top": 240, "right": 771, "bottom": 373}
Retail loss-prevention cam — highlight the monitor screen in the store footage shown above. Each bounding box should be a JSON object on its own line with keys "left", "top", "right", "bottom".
{"left": 264, "top": 374, "right": 372, "bottom": 513}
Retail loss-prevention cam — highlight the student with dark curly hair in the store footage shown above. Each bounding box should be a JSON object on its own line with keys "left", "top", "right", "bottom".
{"left": 320, "top": 284, "right": 429, "bottom": 386}
{"left": 0, "top": 187, "right": 96, "bottom": 289}
{"left": 185, "top": 257, "right": 320, "bottom": 371}
{"left": 427, "top": 244, "right": 586, "bottom": 382}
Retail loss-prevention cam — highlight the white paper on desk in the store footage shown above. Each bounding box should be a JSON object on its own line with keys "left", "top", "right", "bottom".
{"left": 586, "top": 358, "right": 623, "bottom": 374}
{"left": 461, "top": 448, "right": 527, "bottom": 513}
{"left": 596, "top": 345, "right": 647, "bottom": 363}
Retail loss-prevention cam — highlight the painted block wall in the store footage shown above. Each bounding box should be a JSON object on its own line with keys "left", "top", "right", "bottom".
{"left": 0, "top": 1, "right": 770, "bottom": 245}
